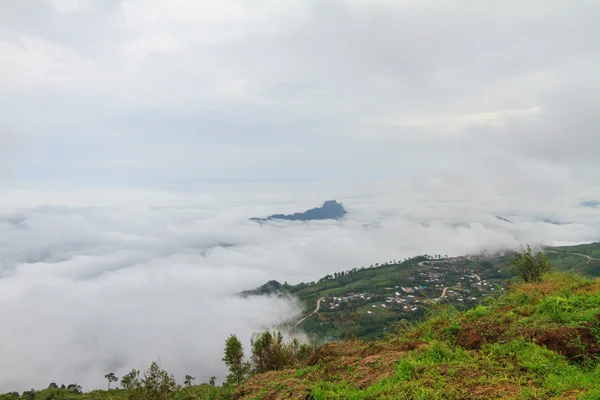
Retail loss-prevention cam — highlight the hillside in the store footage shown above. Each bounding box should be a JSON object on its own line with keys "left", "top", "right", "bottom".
{"left": 238, "top": 272, "right": 600, "bottom": 399}
{"left": 244, "top": 243, "right": 600, "bottom": 341}
{"left": 2, "top": 246, "right": 599, "bottom": 400}
{"left": 9, "top": 272, "right": 599, "bottom": 400}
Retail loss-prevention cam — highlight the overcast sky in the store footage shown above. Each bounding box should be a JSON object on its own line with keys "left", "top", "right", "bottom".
{"left": 1, "top": 0, "right": 599, "bottom": 184}
{"left": 1, "top": 0, "right": 599, "bottom": 393}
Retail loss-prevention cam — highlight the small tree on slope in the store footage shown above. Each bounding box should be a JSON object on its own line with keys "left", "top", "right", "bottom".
{"left": 512, "top": 244, "right": 552, "bottom": 283}
{"left": 222, "top": 334, "right": 250, "bottom": 386}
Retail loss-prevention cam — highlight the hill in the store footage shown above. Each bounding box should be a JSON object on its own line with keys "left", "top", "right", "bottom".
{"left": 251, "top": 200, "right": 347, "bottom": 222}
{"left": 238, "top": 272, "right": 600, "bottom": 399}
{"left": 10, "top": 272, "right": 599, "bottom": 400}
{"left": 243, "top": 243, "right": 600, "bottom": 341}
{"left": 2, "top": 244, "right": 599, "bottom": 399}
{"left": 581, "top": 200, "right": 600, "bottom": 208}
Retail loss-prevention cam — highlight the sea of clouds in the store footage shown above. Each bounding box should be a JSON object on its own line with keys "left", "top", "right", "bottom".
{"left": 0, "top": 180, "right": 598, "bottom": 391}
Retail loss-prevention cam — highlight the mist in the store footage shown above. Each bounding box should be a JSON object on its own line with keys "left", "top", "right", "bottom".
{"left": 0, "top": 180, "right": 598, "bottom": 391}
{"left": 1, "top": 0, "right": 599, "bottom": 393}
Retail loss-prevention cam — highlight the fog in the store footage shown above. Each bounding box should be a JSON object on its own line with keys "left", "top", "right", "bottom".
{"left": 1, "top": 0, "right": 599, "bottom": 393}
{"left": 0, "top": 181, "right": 598, "bottom": 391}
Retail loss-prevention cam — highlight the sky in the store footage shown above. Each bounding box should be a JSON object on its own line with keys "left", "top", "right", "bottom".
{"left": 1, "top": 0, "right": 599, "bottom": 183}
{"left": 0, "top": 0, "right": 599, "bottom": 393}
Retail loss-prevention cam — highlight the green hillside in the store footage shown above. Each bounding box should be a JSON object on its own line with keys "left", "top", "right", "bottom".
{"left": 238, "top": 272, "right": 600, "bottom": 399}
{"left": 3, "top": 244, "right": 599, "bottom": 400}
{"left": 245, "top": 243, "right": 600, "bottom": 341}
{"left": 546, "top": 243, "right": 600, "bottom": 276}
{"left": 9, "top": 271, "right": 599, "bottom": 400}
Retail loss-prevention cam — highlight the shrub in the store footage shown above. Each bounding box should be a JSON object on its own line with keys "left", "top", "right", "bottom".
{"left": 250, "top": 330, "right": 314, "bottom": 374}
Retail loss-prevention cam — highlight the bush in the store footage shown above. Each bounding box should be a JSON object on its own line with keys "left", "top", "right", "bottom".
{"left": 250, "top": 330, "right": 314, "bottom": 374}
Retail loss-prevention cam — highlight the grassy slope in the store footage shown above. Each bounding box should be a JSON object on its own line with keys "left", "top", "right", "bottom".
{"left": 238, "top": 273, "right": 600, "bottom": 399}
{"left": 283, "top": 243, "right": 600, "bottom": 340}
{"left": 289, "top": 243, "right": 600, "bottom": 310}
{"left": 546, "top": 243, "right": 600, "bottom": 277}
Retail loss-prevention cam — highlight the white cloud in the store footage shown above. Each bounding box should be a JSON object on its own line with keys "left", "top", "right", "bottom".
{"left": 0, "top": 181, "right": 598, "bottom": 391}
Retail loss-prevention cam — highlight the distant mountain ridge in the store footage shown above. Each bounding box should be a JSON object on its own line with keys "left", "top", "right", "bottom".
{"left": 581, "top": 200, "right": 600, "bottom": 208}
{"left": 251, "top": 200, "right": 348, "bottom": 222}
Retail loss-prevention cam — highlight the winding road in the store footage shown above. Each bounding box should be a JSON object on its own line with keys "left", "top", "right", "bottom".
{"left": 439, "top": 287, "right": 448, "bottom": 299}
{"left": 294, "top": 297, "right": 326, "bottom": 328}
{"left": 546, "top": 250, "right": 600, "bottom": 263}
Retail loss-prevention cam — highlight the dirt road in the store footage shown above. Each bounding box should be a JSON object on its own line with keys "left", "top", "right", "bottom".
{"left": 546, "top": 250, "right": 600, "bottom": 263}
{"left": 294, "top": 297, "right": 326, "bottom": 328}
{"left": 439, "top": 287, "right": 448, "bottom": 299}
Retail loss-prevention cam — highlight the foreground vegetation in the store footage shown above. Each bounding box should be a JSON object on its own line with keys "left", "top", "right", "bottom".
{"left": 237, "top": 272, "right": 600, "bottom": 399}
{"left": 3, "top": 244, "right": 599, "bottom": 399}
{"left": 5, "top": 270, "right": 599, "bottom": 399}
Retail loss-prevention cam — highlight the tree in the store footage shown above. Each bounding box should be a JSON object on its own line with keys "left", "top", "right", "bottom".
{"left": 250, "top": 330, "right": 314, "bottom": 374}
{"left": 66, "top": 384, "right": 82, "bottom": 394}
{"left": 22, "top": 390, "right": 35, "bottom": 400}
{"left": 208, "top": 376, "right": 216, "bottom": 386}
{"left": 222, "top": 334, "right": 250, "bottom": 386}
{"left": 104, "top": 372, "right": 118, "bottom": 390}
{"left": 183, "top": 375, "right": 195, "bottom": 387}
{"left": 121, "top": 369, "right": 141, "bottom": 391}
{"left": 141, "top": 362, "right": 178, "bottom": 399}
{"left": 512, "top": 245, "right": 552, "bottom": 283}
{"left": 48, "top": 383, "right": 58, "bottom": 389}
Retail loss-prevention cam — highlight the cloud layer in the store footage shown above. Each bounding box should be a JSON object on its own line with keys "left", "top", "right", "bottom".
{"left": 1, "top": 0, "right": 599, "bottom": 392}
{"left": 1, "top": 0, "right": 599, "bottom": 183}
{"left": 0, "top": 181, "right": 599, "bottom": 391}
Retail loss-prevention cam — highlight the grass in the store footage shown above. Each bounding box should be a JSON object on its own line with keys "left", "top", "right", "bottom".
{"left": 238, "top": 272, "right": 600, "bottom": 399}
{"left": 4, "top": 271, "right": 599, "bottom": 400}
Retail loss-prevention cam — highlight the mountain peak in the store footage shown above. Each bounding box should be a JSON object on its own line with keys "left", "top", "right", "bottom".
{"left": 251, "top": 200, "right": 348, "bottom": 222}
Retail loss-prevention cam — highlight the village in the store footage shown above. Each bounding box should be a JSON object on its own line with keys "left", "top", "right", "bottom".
{"left": 321, "top": 257, "right": 501, "bottom": 316}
